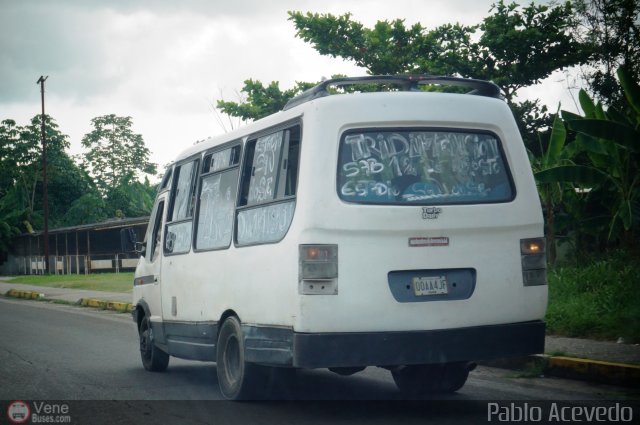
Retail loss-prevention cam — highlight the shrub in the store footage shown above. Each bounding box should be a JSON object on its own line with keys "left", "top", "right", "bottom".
{"left": 546, "top": 251, "right": 640, "bottom": 342}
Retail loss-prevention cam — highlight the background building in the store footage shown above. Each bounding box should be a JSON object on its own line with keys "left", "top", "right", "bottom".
{"left": 0, "top": 217, "right": 148, "bottom": 275}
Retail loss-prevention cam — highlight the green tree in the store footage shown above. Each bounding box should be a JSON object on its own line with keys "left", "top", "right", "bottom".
{"left": 510, "top": 99, "right": 554, "bottom": 153}
{"left": 2, "top": 115, "right": 72, "bottom": 228}
{"left": 81, "top": 114, "right": 157, "bottom": 194}
{"left": 0, "top": 187, "right": 23, "bottom": 258}
{"left": 0, "top": 120, "right": 24, "bottom": 257}
{"left": 47, "top": 155, "right": 95, "bottom": 228}
{"left": 217, "top": 80, "right": 316, "bottom": 121}
{"left": 20, "top": 116, "right": 94, "bottom": 230}
{"left": 574, "top": 0, "right": 640, "bottom": 107}
{"left": 289, "top": 1, "right": 584, "bottom": 101}
{"left": 1, "top": 117, "right": 46, "bottom": 227}
{"left": 0, "top": 115, "right": 94, "bottom": 258}
{"left": 104, "top": 174, "right": 157, "bottom": 218}
{"left": 472, "top": 1, "right": 585, "bottom": 100}
{"left": 0, "top": 119, "right": 20, "bottom": 194}
{"left": 219, "top": 0, "right": 588, "bottom": 143}
{"left": 62, "top": 192, "right": 108, "bottom": 226}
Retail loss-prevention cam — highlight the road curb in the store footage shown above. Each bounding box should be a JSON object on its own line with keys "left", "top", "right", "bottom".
{"left": 481, "top": 354, "right": 640, "bottom": 388}
{"left": 5, "top": 289, "right": 44, "bottom": 300}
{"left": 3, "top": 288, "right": 133, "bottom": 313}
{"left": 79, "top": 298, "right": 134, "bottom": 313}
{"left": 546, "top": 356, "right": 640, "bottom": 388}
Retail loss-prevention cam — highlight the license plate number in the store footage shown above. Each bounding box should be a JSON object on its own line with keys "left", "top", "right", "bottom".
{"left": 413, "top": 276, "right": 448, "bottom": 296}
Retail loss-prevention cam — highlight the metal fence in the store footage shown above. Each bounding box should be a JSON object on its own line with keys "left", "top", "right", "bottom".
{"left": 0, "top": 254, "right": 138, "bottom": 275}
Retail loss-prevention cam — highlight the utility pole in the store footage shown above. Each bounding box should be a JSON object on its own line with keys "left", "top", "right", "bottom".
{"left": 37, "top": 75, "right": 49, "bottom": 274}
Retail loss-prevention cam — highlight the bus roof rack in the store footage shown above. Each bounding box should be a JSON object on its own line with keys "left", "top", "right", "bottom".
{"left": 282, "top": 75, "right": 502, "bottom": 111}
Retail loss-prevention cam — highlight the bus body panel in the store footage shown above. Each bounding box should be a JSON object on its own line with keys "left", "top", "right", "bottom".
{"left": 159, "top": 240, "right": 300, "bottom": 326}
{"left": 288, "top": 93, "right": 545, "bottom": 334}
{"left": 133, "top": 88, "right": 547, "bottom": 369}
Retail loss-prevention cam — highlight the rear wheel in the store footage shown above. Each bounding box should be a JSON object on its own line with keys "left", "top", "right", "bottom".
{"left": 139, "top": 316, "right": 169, "bottom": 372}
{"left": 216, "top": 316, "right": 267, "bottom": 400}
{"left": 391, "top": 362, "right": 470, "bottom": 396}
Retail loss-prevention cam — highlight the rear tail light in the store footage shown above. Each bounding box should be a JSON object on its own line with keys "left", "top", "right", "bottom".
{"left": 299, "top": 244, "right": 338, "bottom": 295}
{"left": 521, "top": 238, "right": 547, "bottom": 286}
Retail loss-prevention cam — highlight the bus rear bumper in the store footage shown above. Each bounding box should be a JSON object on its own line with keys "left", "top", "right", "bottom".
{"left": 287, "top": 321, "right": 545, "bottom": 369}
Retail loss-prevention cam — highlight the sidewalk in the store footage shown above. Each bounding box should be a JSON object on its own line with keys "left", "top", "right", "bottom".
{"left": 0, "top": 281, "right": 131, "bottom": 304}
{"left": 0, "top": 277, "right": 132, "bottom": 312}
{"left": 2, "top": 277, "right": 639, "bottom": 387}
{"left": 546, "top": 335, "right": 640, "bottom": 365}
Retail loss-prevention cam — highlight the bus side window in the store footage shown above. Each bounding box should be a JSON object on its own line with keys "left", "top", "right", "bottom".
{"left": 236, "top": 124, "right": 301, "bottom": 246}
{"left": 283, "top": 126, "right": 300, "bottom": 197}
{"left": 165, "top": 158, "right": 199, "bottom": 255}
{"left": 238, "top": 125, "right": 301, "bottom": 206}
{"left": 159, "top": 168, "right": 173, "bottom": 192}
{"left": 194, "top": 144, "right": 241, "bottom": 251}
{"left": 243, "top": 131, "right": 284, "bottom": 206}
{"left": 149, "top": 201, "right": 165, "bottom": 262}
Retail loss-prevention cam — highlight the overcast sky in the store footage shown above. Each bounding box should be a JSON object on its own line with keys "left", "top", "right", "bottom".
{"left": 1, "top": 0, "right": 580, "bottom": 177}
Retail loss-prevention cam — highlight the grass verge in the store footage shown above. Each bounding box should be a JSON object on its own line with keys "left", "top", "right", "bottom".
{"left": 4, "top": 273, "right": 133, "bottom": 293}
{"left": 546, "top": 252, "right": 640, "bottom": 343}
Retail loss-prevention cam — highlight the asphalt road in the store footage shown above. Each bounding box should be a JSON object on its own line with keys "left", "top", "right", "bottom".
{"left": 1, "top": 297, "right": 638, "bottom": 424}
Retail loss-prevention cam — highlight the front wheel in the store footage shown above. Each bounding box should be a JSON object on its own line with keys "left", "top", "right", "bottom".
{"left": 216, "top": 316, "right": 267, "bottom": 400}
{"left": 139, "top": 316, "right": 169, "bottom": 372}
{"left": 391, "top": 362, "right": 470, "bottom": 396}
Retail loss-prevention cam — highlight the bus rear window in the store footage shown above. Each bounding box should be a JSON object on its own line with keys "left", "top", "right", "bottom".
{"left": 337, "top": 129, "right": 514, "bottom": 205}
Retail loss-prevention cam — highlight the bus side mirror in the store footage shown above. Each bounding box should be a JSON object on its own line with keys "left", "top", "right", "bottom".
{"left": 120, "top": 228, "right": 145, "bottom": 254}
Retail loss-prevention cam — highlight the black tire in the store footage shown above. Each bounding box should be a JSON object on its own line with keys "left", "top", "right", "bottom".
{"left": 216, "top": 316, "right": 267, "bottom": 400}
{"left": 392, "top": 362, "right": 469, "bottom": 396}
{"left": 139, "top": 315, "right": 169, "bottom": 372}
{"left": 439, "top": 362, "right": 471, "bottom": 393}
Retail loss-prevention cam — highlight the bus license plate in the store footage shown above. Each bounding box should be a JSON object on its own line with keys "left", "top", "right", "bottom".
{"left": 413, "top": 276, "right": 448, "bottom": 296}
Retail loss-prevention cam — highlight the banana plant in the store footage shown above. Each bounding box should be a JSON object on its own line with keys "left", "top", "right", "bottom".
{"left": 569, "top": 68, "right": 639, "bottom": 245}
{"left": 531, "top": 105, "right": 610, "bottom": 264}
{"left": 536, "top": 67, "right": 640, "bottom": 250}
{"left": 529, "top": 109, "right": 574, "bottom": 265}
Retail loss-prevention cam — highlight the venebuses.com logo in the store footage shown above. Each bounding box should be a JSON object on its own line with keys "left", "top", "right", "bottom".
{"left": 6, "top": 400, "right": 72, "bottom": 424}
{"left": 7, "top": 401, "right": 30, "bottom": 424}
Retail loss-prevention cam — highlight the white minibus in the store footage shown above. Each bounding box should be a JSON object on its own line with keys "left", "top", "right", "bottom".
{"left": 126, "top": 75, "right": 547, "bottom": 400}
